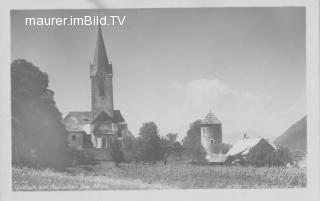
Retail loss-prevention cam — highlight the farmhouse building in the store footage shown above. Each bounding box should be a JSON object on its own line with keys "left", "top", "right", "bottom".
{"left": 63, "top": 25, "right": 128, "bottom": 153}
{"left": 199, "top": 111, "right": 277, "bottom": 164}
{"left": 227, "top": 136, "right": 276, "bottom": 165}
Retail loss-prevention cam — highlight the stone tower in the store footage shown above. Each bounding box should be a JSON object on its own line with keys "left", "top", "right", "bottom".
{"left": 90, "top": 25, "right": 113, "bottom": 120}
{"left": 201, "top": 110, "right": 222, "bottom": 156}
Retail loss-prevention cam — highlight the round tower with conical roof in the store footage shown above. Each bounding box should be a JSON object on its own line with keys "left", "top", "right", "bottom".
{"left": 201, "top": 110, "right": 222, "bottom": 157}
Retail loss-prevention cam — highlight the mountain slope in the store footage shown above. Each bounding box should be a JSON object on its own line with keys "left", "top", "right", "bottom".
{"left": 274, "top": 116, "right": 307, "bottom": 151}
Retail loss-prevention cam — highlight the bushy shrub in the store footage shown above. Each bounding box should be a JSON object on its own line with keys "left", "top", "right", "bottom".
{"left": 245, "top": 146, "right": 293, "bottom": 167}
{"left": 172, "top": 141, "right": 184, "bottom": 160}
{"left": 265, "top": 147, "right": 293, "bottom": 167}
{"left": 110, "top": 139, "right": 125, "bottom": 167}
{"left": 121, "top": 130, "right": 139, "bottom": 162}
{"left": 69, "top": 149, "right": 96, "bottom": 165}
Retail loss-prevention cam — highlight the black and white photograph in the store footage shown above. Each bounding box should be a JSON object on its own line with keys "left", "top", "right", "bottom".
{"left": 1, "top": 0, "right": 319, "bottom": 201}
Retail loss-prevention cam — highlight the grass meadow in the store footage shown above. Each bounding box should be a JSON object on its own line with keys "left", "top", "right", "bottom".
{"left": 12, "top": 161, "right": 306, "bottom": 191}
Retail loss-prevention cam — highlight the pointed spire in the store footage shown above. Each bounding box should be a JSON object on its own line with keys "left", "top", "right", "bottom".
{"left": 92, "top": 25, "right": 112, "bottom": 74}
{"left": 202, "top": 110, "right": 221, "bottom": 125}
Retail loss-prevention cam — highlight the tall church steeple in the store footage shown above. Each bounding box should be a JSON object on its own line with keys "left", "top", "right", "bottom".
{"left": 90, "top": 25, "right": 114, "bottom": 120}
{"left": 92, "top": 25, "right": 112, "bottom": 75}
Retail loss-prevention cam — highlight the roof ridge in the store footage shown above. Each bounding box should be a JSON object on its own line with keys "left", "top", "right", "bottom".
{"left": 69, "top": 111, "right": 91, "bottom": 113}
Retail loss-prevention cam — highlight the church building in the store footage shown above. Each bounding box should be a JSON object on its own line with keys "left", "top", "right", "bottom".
{"left": 63, "top": 25, "right": 127, "bottom": 151}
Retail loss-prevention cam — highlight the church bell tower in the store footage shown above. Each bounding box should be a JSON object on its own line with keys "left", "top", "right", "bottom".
{"left": 90, "top": 25, "right": 114, "bottom": 120}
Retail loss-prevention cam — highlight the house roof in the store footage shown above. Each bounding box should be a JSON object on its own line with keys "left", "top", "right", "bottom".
{"left": 64, "top": 111, "right": 91, "bottom": 125}
{"left": 201, "top": 110, "right": 221, "bottom": 125}
{"left": 266, "top": 139, "right": 277, "bottom": 150}
{"left": 63, "top": 111, "right": 92, "bottom": 131}
{"left": 227, "top": 137, "right": 275, "bottom": 156}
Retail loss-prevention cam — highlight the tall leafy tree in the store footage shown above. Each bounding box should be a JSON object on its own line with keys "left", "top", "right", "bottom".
{"left": 160, "top": 133, "right": 184, "bottom": 165}
{"left": 172, "top": 141, "right": 184, "bottom": 160}
{"left": 121, "top": 129, "right": 139, "bottom": 162}
{"left": 11, "top": 59, "right": 69, "bottom": 167}
{"left": 138, "top": 122, "right": 162, "bottom": 162}
{"left": 182, "top": 120, "right": 205, "bottom": 162}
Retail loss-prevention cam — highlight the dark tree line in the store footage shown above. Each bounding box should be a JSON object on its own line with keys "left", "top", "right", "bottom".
{"left": 11, "top": 59, "right": 69, "bottom": 167}
{"left": 113, "top": 120, "right": 231, "bottom": 166}
{"left": 182, "top": 120, "right": 205, "bottom": 162}
{"left": 244, "top": 146, "right": 293, "bottom": 167}
{"left": 112, "top": 122, "right": 184, "bottom": 166}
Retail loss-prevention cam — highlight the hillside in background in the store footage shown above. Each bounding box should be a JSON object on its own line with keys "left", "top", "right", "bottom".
{"left": 274, "top": 116, "right": 307, "bottom": 151}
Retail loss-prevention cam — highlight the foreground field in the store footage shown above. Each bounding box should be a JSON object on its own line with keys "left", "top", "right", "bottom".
{"left": 13, "top": 161, "right": 306, "bottom": 190}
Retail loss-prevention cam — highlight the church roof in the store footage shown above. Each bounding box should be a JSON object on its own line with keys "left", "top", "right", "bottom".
{"left": 201, "top": 110, "right": 221, "bottom": 125}
{"left": 92, "top": 25, "right": 112, "bottom": 74}
{"left": 63, "top": 110, "right": 126, "bottom": 132}
{"left": 92, "top": 111, "right": 113, "bottom": 123}
{"left": 113, "top": 110, "right": 125, "bottom": 123}
{"left": 63, "top": 111, "right": 91, "bottom": 131}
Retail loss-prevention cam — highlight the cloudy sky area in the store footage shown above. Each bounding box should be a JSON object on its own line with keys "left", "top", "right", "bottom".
{"left": 11, "top": 8, "right": 305, "bottom": 140}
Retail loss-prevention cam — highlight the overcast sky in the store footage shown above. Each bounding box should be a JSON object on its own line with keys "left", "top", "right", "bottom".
{"left": 11, "top": 8, "right": 305, "bottom": 139}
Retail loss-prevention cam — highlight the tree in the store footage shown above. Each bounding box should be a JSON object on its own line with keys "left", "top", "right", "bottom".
{"left": 166, "top": 133, "right": 178, "bottom": 144}
{"left": 265, "top": 146, "right": 293, "bottom": 167}
{"left": 160, "top": 136, "right": 171, "bottom": 165}
{"left": 245, "top": 146, "right": 293, "bottom": 167}
{"left": 182, "top": 120, "right": 205, "bottom": 162}
{"left": 172, "top": 141, "right": 184, "bottom": 160}
{"left": 160, "top": 134, "right": 184, "bottom": 164}
{"left": 110, "top": 139, "right": 125, "bottom": 167}
{"left": 137, "top": 122, "right": 162, "bottom": 163}
{"left": 121, "top": 129, "right": 139, "bottom": 162}
{"left": 11, "top": 59, "right": 69, "bottom": 167}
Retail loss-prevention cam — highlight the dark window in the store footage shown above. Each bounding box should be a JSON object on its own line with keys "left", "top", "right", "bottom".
{"left": 99, "top": 82, "right": 105, "bottom": 96}
{"left": 210, "top": 139, "right": 214, "bottom": 144}
{"left": 102, "top": 138, "right": 106, "bottom": 148}
{"left": 72, "top": 135, "right": 76, "bottom": 141}
{"left": 117, "top": 128, "right": 122, "bottom": 138}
